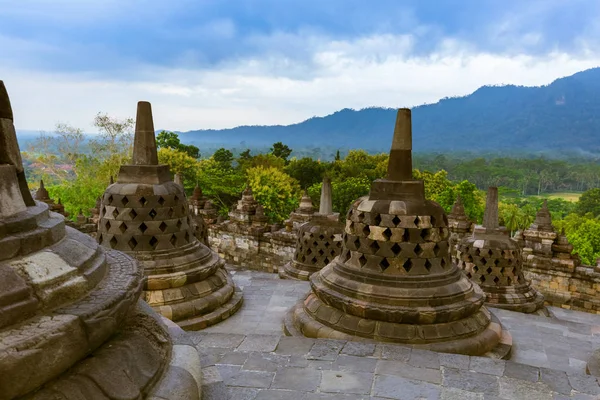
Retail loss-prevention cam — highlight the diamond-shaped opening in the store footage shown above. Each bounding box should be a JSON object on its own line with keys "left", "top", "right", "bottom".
{"left": 177, "top": 219, "right": 183, "bottom": 229}
{"left": 430, "top": 215, "right": 436, "bottom": 226}
{"left": 101, "top": 206, "right": 106, "bottom": 217}
{"left": 306, "top": 248, "right": 312, "bottom": 255}
{"left": 414, "top": 243, "right": 423, "bottom": 256}
{"left": 122, "top": 196, "right": 129, "bottom": 206}
{"left": 479, "top": 275, "right": 486, "bottom": 284}
{"left": 403, "top": 259, "right": 413, "bottom": 273}
{"left": 357, "top": 212, "right": 365, "bottom": 222}
{"left": 391, "top": 243, "right": 402, "bottom": 256}
{"left": 402, "top": 229, "right": 410, "bottom": 242}
{"left": 494, "top": 259, "right": 500, "bottom": 266}
{"left": 500, "top": 267, "right": 505, "bottom": 274}
{"left": 343, "top": 250, "right": 351, "bottom": 262}
{"left": 139, "top": 197, "right": 148, "bottom": 206}
{"left": 129, "top": 209, "right": 138, "bottom": 219}
{"left": 119, "top": 222, "right": 127, "bottom": 234}
{"left": 433, "top": 243, "right": 440, "bottom": 256}
{"left": 168, "top": 207, "right": 174, "bottom": 218}
{"left": 413, "top": 216, "right": 420, "bottom": 226}
{"left": 441, "top": 258, "right": 447, "bottom": 268}
{"left": 170, "top": 234, "right": 177, "bottom": 246}
{"left": 311, "top": 256, "right": 318, "bottom": 264}
{"left": 443, "top": 214, "right": 449, "bottom": 226}
{"left": 159, "top": 221, "right": 168, "bottom": 232}
{"left": 473, "top": 265, "right": 479, "bottom": 273}
{"left": 370, "top": 240, "right": 380, "bottom": 253}
{"left": 158, "top": 196, "right": 165, "bottom": 206}
{"left": 322, "top": 256, "right": 329, "bottom": 264}
{"left": 149, "top": 209, "right": 157, "bottom": 219}
{"left": 420, "top": 229, "right": 429, "bottom": 240}
{"left": 362, "top": 225, "right": 370, "bottom": 236}
{"left": 318, "top": 249, "right": 325, "bottom": 256}
{"left": 104, "top": 220, "right": 111, "bottom": 231}
{"left": 108, "top": 195, "right": 113, "bottom": 204}
{"left": 173, "top": 195, "right": 179, "bottom": 204}
{"left": 185, "top": 231, "right": 190, "bottom": 243}
{"left": 380, "top": 258, "right": 390, "bottom": 271}
{"left": 359, "top": 254, "right": 368, "bottom": 267}
{"left": 299, "top": 255, "right": 305, "bottom": 262}
{"left": 318, "top": 234, "right": 325, "bottom": 240}
{"left": 507, "top": 277, "right": 512, "bottom": 285}
{"left": 480, "top": 257, "right": 487, "bottom": 265}
{"left": 425, "top": 259, "right": 432, "bottom": 271}
{"left": 392, "top": 215, "right": 401, "bottom": 226}
{"left": 110, "top": 236, "right": 118, "bottom": 248}
{"left": 353, "top": 237, "right": 361, "bottom": 250}
{"left": 324, "top": 241, "right": 330, "bottom": 248}
{"left": 493, "top": 276, "right": 500, "bottom": 284}
{"left": 149, "top": 236, "right": 158, "bottom": 249}
{"left": 128, "top": 237, "right": 138, "bottom": 250}
{"left": 139, "top": 222, "right": 148, "bottom": 233}
{"left": 112, "top": 208, "right": 119, "bottom": 219}
{"left": 383, "top": 228, "right": 392, "bottom": 240}
{"left": 467, "top": 272, "right": 472, "bottom": 279}
{"left": 474, "top": 248, "right": 481, "bottom": 256}
{"left": 312, "top": 241, "right": 319, "bottom": 247}
{"left": 468, "top": 255, "right": 474, "bottom": 262}
{"left": 486, "top": 267, "right": 493, "bottom": 274}
{"left": 374, "top": 213, "right": 382, "bottom": 226}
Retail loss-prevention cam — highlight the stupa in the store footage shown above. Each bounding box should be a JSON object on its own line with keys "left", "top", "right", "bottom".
{"left": 284, "top": 190, "right": 316, "bottom": 232}
{"left": 284, "top": 109, "right": 510, "bottom": 357}
{"left": 447, "top": 194, "right": 473, "bottom": 264}
{"left": 279, "top": 177, "right": 344, "bottom": 280}
{"left": 34, "top": 179, "right": 69, "bottom": 217}
{"left": 97, "top": 101, "right": 242, "bottom": 330}
{"left": 0, "top": 82, "right": 201, "bottom": 399}
{"left": 456, "top": 187, "right": 544, "bottom": 313}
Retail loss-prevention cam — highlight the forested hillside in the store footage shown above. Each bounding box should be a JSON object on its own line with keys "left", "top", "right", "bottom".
{"left": 179, "top": 67, "right": 600, "bottom": 154}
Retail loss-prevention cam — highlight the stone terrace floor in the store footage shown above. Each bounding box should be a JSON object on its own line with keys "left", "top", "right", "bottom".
{"left": 186, "top": 267, "right": 600, "bottom": 399}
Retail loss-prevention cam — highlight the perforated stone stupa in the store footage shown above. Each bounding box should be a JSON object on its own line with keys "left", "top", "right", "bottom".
{"left": 284, "top": 109, "right": 510, "bottom": 357}
{"left": 279, "top": 177, "right": 344, "bottom": 280}
{"left": 97, "top": 101, "right": 242, "bottom": 330}
{"left": 457, "top": 187, "right": 544, "bottom": 313}
{"left": 447, "top": 194, "right": 473, "bottom": 265}
{"left": 0, "top": 82, "right": 201, "bottom": 399}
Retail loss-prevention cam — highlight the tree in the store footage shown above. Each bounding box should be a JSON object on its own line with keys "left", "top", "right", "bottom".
{"left": 270, "top": 142, "right": 292, "bottom": 163}
{"left": 284, "top": 157, "right": 327, "bottom": 189}
{"left": 212, "top": 148, "right": 234, "bottom": 169}
{"left": 246, "top": 166, "right": 301, "bottom": 223}
{"left": 239, "top": 149, "right": 252, "bottom": 161}
{"left": 157, "top": 148, "right": 199, "bottom": 187}
{"left": 576, "top": 188, "right": 600, "bottom": 217}
{"left": 156, "top": 130, "right": 200, "bottom": 159}
{"left": 335, "top": 150, "right": 341, "bottom": 161}
{"left": 196, "top": 158, "right": 246, "bottom": 215}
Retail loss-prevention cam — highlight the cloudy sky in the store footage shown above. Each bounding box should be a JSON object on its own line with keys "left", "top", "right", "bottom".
{"left": 1, "top": 0, "right": 600, "bottom": 133}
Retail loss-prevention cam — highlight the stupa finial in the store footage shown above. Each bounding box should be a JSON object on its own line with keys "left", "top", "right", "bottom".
{"left": 482, "top": 187, "right": 500, "bottom": 230}
{"left": 132, "top": 101, "right": 158, "bottom": 165}
{"left": 386, "top": 108, "right": 413, "bottom": 181}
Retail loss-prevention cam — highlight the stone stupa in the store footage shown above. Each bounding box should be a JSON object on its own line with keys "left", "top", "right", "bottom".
{"left": 279, "top": 177, "right": 344, "bottom": 280}
{"left": 0, "top": 82, "right": 201, "bottom": 399}
{"left": 284, "top": 108, "right": 510, "bottom": 357}
{"left": 457, "top": 187, "right": 544, "bottom": 313}
{"left": 97, "top": 101, "right": 242, "bottom": 330}
{"left": 284, "top": 190, "right": 316, "bottom": 232}
{"left": 447, "top": 194, "right": 473, "bottom": 264}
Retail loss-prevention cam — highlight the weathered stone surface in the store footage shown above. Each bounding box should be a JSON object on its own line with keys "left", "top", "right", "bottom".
{"left": 457, "top": 187, "right": 544, "bottom": 314}
{"left": 284, "top": 108, "right": 508, "bottom": 357}
{"left": 97, "top": 101, "right": 242, "bottom": 330}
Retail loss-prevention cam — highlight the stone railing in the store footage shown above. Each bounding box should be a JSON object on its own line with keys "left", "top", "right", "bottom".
{"left": 207, "top": 225, "right": 296, "bottom": 273}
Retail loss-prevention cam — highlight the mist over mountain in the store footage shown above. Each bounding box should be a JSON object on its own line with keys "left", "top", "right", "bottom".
{"left": 177, "top": 67, "right": 600, "bottom": 155}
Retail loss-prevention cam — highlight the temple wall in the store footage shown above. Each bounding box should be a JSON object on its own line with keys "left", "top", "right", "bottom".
{"left": 523, "top": 257, "right": 600, "bottom": 314}
{"left": 207, "top": 227, "right": 296, "bottom": 273}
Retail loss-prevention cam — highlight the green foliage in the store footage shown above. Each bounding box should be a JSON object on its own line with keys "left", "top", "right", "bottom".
{"left": 212, "top": 148, "right": 234, "bottom": 169}
{"left": 554, "top": 213, "right": 600, "bottom": 265}
{"left": 308, "top": 177, "right": 371, "bottom": 215}
{"left": 576, "top": 188, "right": 600, "bottom": 217}
{"left": 157, "top": 147, "right": 199, "bottom": 186}
{"left": 156, "top": 130, "right": 200, "bottom": 158}
{"left": 246, "top": 166, "right": 301, "bottom": 223}
{"left": 196, "top": 158, "right": 245, "bottom": 215}
{"left": 270, "top": 142, "right": 292, "bottom": 163}
{"left": 435, "top": 180, "right": 486, "bottom": 223}
{"left": 239, "top": 153, "right": 286, "bottom": 172}
{"left": 284, "top": 157, "right": 327, "bottom": 189}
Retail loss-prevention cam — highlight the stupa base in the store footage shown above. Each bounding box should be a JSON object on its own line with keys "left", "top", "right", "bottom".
{"left": 278, "top": 262, "right": 314, "bottom": 281}
{"left": 484, "top": 287, "right": 545, "bottom": 314}
{"left": 24, "top": 301, "right": 202, "bottom": 400}
{"left": 176, "top": 285, "right": 244, "bottom": 331}
{"left": 283, "top": 297, "right": 512, "bottom": 359}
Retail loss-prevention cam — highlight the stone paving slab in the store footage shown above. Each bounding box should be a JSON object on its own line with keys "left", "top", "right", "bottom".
{"left": 195, "top": 267, "right": 600, "bottom": 399}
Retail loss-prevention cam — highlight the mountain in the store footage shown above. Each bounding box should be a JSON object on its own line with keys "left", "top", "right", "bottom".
{"left": 178, "top": 67, "right": 600, "bottom": 154}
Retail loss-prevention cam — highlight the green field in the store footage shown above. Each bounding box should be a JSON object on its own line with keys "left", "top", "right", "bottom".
{"left": 541, "top": 192, "right": 582, "bottom": 202}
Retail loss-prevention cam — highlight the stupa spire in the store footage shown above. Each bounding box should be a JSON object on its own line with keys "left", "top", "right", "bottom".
{"left": 483, "top": 187, "right": 500, "bottom": 230}
{"left": 387, "top": 108, "right": 413, "bottom": 181}
{"left": 0, "top": 81, "right": 13, "bottom": 121}
{"left": 319, "top": 176, "right": 333, "bottom": 215}
{"left": 132, "top": 101, "right": 158, "bottom": 165}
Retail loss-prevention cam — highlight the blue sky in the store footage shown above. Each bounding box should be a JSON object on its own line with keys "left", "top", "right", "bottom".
{"left": 1, "top": 0, "right": 600, "bottom": 132}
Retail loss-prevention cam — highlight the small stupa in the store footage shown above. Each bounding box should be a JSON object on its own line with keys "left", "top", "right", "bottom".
{"left": 97, "top": 101, "right": 243, "bottom": 330}
{"left": 457, "top": 187, "right": 544, "bottom": 313}
{"left": 284, "top": 190, "right": 316, "bottom": 232}
{"left": 447, "top": 194, "right": 474, "bottom": 264}
{"left": 279, "top": 177, "right": 344, "bottom": 280}
{"left": 284, "top": 109, "right": 510, "bottom": 357}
